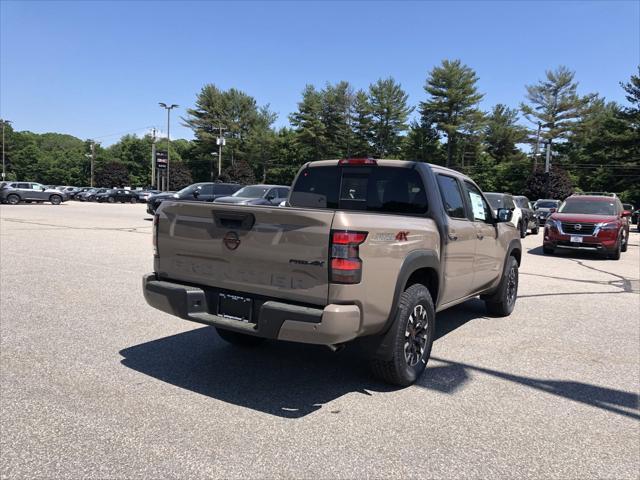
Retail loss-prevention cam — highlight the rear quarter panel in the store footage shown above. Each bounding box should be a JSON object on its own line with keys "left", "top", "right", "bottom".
{"left": 329, "top": 211, "right": 440, "bottom": 336}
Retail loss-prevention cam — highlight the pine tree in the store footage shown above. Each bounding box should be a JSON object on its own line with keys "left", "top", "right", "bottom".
{"left": 350, "top": 90, "right": 373, "bottom": 157}
{"left": 289, "top": 85, "right": 327, "bottom": 161}
{"left": 367, "top": 77, "right": 412, "bottom": 157}
{"left": 484, "top": 104, "right": 528, "bottom": 162}
{"left": 421, "top": 59, "right": 484, "bottom": 167}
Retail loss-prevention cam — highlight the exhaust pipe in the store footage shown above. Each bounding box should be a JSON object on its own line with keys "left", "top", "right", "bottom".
{"left": 326, "top": 343, "right": 346, "bottom": 353}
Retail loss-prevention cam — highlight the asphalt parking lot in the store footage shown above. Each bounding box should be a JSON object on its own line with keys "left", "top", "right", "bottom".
{"left": 1, "top": 202, "right": 639, "bottom": 479}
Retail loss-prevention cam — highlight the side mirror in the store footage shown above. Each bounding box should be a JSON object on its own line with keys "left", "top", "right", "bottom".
{"left": 549, "top": 208, "right": 557, "bottom": 213}
{"left": 497, "top": 208, "right": 513, "bottom": 223}
{"left": 192, "top": 190, "right": 199, "bottom": 198}
{"left": 622, "top": 210, "right": 632, "bottom": 217}
{"left": 41, "top": 187, "right": 46, "bottom": 191}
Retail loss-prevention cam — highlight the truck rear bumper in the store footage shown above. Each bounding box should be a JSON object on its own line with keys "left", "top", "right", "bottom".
{"left": 143, "top": 273, "right": 361, "bottom": 345}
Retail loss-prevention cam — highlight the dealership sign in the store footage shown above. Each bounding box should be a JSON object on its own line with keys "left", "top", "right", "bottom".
{"left": 156, "top": 151, "right": 168, "bottom": 169}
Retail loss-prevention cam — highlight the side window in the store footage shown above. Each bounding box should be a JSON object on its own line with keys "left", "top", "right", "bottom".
{"left": 277, "top": 188, "right": 289, "bottom": 199}
{"left": 31, "top": 183, "right": 44, "bottom": 190}
{"left": 199, "top": 185, "right": 214, "bottom": 195}
{"left": 505, "top": 197, "right": 516, "bottom": 209}
{"left": 17, "top": 183, "right": 30, "bottom": 189}
{"left": 436, "top": 175, "right": 466, "bottom": 219}
{"left": 464, "top": 182, "right": 492, "bottom": 223}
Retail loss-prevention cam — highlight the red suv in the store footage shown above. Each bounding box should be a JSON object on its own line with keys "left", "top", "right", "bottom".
{"left": 543, "top": 194, "right": 631, "bottom": 260}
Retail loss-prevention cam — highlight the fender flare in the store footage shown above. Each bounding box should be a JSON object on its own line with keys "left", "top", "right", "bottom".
{"left": 366, "top": 250, "right": 440, "bottom": 361}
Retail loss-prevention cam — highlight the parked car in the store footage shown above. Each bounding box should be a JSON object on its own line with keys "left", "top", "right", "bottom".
{"left": 137, "top": 189, "right": 161, "bottom": 203}
{"left": 533, "top": 199, "right": 561, "bottom": 226}
{"left": 77, "top": 188, "right": 109, "bottom": 201}
{"left": 513, "top": 195, "right": 539, "bottom": 235}
{"left": 0, "top": 181, "right": 68, "bottom": 205}
{"left": 214, "top": 185, "right": 290, "bottom": 206}
{"left": 146, "top": 183, "right": 242, "bottom": 214}
{"left": 543, "top": 194, "right": 631, "bottom": 259}
{"left": 485, "top": 193, "right": 526, "bottom": 238}
{"left": 144, "top": 158, "right": 521, "bottom": 386}
{"left": 96, "top": 189, "right": 140, "bottom": 203}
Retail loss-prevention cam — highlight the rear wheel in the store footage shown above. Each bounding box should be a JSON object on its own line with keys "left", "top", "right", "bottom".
{"left": 215, "top": 327, "right": 266, "bottom": 347}
{"left": 108, "top": 196, "right": 115, "bottom": 203}
{"left": 370, "top": 284, "right": 435, "bottom": 387}
{"left": 6, "top": 194, "right": 20, "bottom": 205}
{"left": 130, "top": 197, "right": 138, "bottom": 204}
{"left": 49, "top": 195, "right": 62, "bottom": 205}
{"left": 484, "top": 256, "right": 519, "bottom": 317}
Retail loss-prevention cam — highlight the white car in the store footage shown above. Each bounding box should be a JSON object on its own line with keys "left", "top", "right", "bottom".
{"left": 485, "top": 192, "right": 526, "bottom": 238}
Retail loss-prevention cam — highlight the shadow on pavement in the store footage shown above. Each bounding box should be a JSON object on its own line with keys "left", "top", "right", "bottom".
{"left": 119, "top": 300, "right": 486, "bottom": 418}
{"left": 418, "top": 357, "right": 640, "bottom": 421}
{"left": 120, "top": 299, "right": 638, "bottom": 420}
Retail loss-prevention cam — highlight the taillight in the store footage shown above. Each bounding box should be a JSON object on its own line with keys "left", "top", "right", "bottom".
{"left": 330, "top": 230, "right": 367, "bottom": 284}
{"left": 338, "top": 158, "right": 377, "bottom": 166}
{"left": 152, "top": 214, "right": 159, "bottom": 255}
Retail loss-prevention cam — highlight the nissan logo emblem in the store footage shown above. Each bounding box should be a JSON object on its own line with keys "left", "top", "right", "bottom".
{"left": 223, "top": 231, "right": 241, "bottom": 250}
{"left": 574, "top": 224, "right": 582, "bottom": 231}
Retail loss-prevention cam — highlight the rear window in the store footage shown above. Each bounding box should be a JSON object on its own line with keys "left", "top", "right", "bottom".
{"left": 290, "top": 166, "right": 427, "bottom": 215}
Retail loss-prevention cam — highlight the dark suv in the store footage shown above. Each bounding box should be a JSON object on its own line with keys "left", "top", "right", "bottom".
{"left": 543, "top": 194, "right": 631, "bottom": 260}
{"left": 146, "top": 182, "right": 243, "bottom": 215}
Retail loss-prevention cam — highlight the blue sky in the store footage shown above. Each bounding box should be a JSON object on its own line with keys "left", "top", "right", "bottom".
{"left": 1, "top": 1, "right": 638, "bottom": 144}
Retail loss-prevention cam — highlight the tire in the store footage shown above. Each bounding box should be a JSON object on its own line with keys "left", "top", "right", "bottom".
{"left": 49, "top": 195, "right": 62, "bottom": 205}
{"left": 370, "top": 284, "right": 435, "bottom": 387}
{"left": 484, "top": 256, "right": 519, "bottom": 317}
{"left": 608, "top": 239, "right": 621, "bottom": 260}
{"left": 6, "top": 194, "right": 20, "bottom": 205}
{"left": 543, "top": 245, "right": 554, "bottom": 255}
{"left": 518, "top": 221, "right": 526, "bottom": 238}
{"left": 620, "top": 231, "right": 628, "bottom": 253}
{"left": 130, "top": 197, "right": 137, "bottom": 204}
{"left": 108, "top": 197, "right": 115, "bottom": 203}
{"left": 531, "top": 223, "right": 539, "bottom": 235}
{"left": 215, "top": 327, "right": 266, "bottom": 347}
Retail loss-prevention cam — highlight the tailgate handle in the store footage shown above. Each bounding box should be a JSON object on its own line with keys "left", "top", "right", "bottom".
{"left": 213, "top": 211, "right": 255, "bottom": 230}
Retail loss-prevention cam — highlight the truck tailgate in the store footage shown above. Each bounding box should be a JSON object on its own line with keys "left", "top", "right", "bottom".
{"left": 155, "top": 201, "right": 335, "bottom": 306}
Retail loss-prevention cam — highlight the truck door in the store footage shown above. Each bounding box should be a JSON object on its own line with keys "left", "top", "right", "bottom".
{"left": 436, "top": 174, "right": 476, "bottom": 305}
{"left": 463, "top": 181, "right": 501, "bottom": 292}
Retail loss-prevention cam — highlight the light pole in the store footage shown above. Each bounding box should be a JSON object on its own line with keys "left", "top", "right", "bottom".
{"left": 211, "top": 152, "right": 218, "bottom": 182}
{"left": 1, "top": 119, "right": 11, "bottom": 180}
{"left": 159, "top": 102, "right": 178, "bottom": 191}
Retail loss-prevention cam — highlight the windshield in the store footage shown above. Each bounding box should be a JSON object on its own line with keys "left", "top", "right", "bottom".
{"left": 233, "top": 186, "right": 269, "bottom": 198}
{"left": 176, "top": 185, "right": 200, "bottom": 196}
{"left": 514, "top": 197, "right": 529, "bottom": 208}
{"left": 558, "top": 199, "right": 616, "bottom": 215}
{"left": 484, "top": 194, "right": 504, "bottom": 209}
{"left": 537, "top": 201, "right": 559, "bottom": 209}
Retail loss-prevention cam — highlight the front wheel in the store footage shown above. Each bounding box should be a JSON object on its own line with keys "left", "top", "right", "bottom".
{"left": 484, "top": 256, "right": 519, "bottom": 317}
{"left": 518, "top": 221, "right": 526, "bottom": 238}
{"left": 608, "top": 239, "right": 621, "bottom": 260}
{"left": 531, "top": 223, "right": 539, "bottom": 235}
{"left": 49, "top": 195, "right": 62, "bottom": 205}
{"left": 130, "top": 197, "right": 138, "bottom": 204}
{"left": 108, "top": 197, "right": 115, "bottom": 203}
{"left": 215, "top": 327, "right": 266, "bottom": 347}
{"left": 370, "top": 284, "right": 435, "bottom": 387}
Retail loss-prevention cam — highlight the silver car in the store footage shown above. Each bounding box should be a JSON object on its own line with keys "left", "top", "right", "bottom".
{"left": 0, "top": 182, "right": 69, "bottom": 205}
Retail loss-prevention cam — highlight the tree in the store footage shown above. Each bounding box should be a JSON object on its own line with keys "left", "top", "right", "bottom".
{"left": 421, "top": 59, "right": 484, "bottom": 167}
{"left": 367, "top": 77, "right": 412, "bottom": 157}
{"left": 321, "top": 81, "right": 356, "bottom": 158}
{"left": 289, "top": 85, "right": 327, "bottom": 160}
{"left": 219, "top": 159, "right": 256, "bottom": 184}
{"left": 95, "top": 161, "right": 130, "bottom": 187}
{"left": 350, "top": 90, "right": 373, "bottom": 157}
{"left": 520, "top": 66, "right": 593, "bottom": 154}
{"left": 524, "top": 167, "right": 573, "bottom": 200}
{"left": 484, "top": 104, "right": 528, "bottom": 163}
{"left": 401, "top": 117, "right": 442, "bottom": 163}
{"left": 168, "top": 161, "right": 193, "bottom": 190}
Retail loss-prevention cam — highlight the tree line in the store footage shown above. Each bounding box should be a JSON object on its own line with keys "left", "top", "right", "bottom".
{"left": 2, "top": 60, "right": 638, "bottom": 203}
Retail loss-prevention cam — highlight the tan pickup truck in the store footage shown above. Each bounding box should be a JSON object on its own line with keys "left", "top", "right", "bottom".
{"left": 144, "top": 159, "right": 521, "bottom": 385}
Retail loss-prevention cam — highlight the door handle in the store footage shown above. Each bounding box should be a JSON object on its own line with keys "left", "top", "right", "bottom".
{"left": 448, "top": 233, "right": 458, "bottom": 241}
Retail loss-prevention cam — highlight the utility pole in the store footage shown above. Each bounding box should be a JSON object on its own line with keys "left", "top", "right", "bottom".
{"left": 159, "top": 103, "right": 178, "bottom": 191}
{"left": 90, "top": 141, "right": 97, "bottom": 187}
{"left": 544, "top": 139, "right": 551, "bottom": 173}
{"left": 1, "top": 119, "right": 10, "bottom": 180}
{"left": 533, "top": 121, "right": 541, "bottom": 172}
{"left": 210, "top": 153, "right": 218, "bottom": 182}
{"left": 151, "top": 128, "right": 157, "bottom": 188}
{"left": 216, "top": 125, "right": 226, "bottom": 177}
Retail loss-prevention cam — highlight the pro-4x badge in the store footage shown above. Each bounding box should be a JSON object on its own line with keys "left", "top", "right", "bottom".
{"left": 396, "top": 231, "right": 409, "bottom": 241}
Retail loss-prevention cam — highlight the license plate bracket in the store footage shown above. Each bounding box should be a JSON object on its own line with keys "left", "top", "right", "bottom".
{"left": 218, "top": 293, "right": 253, "bottom": 322}
{"left": 570, "top": 236, "right": 583, "bottom": 243}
